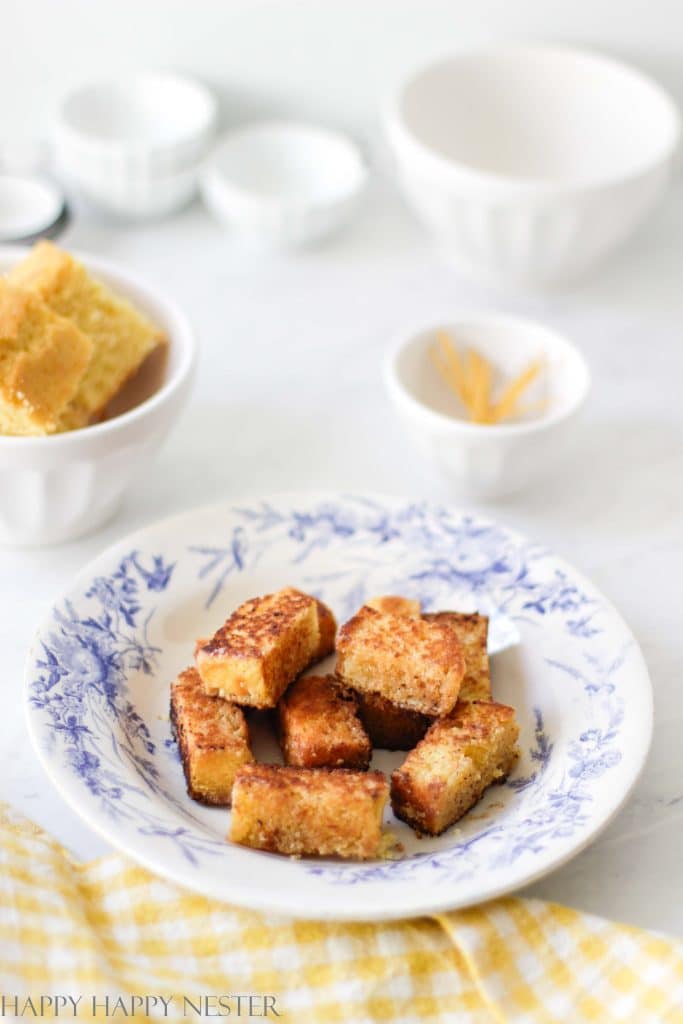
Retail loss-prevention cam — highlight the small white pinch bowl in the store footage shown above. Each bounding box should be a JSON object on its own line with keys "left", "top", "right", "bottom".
{"left": 201, "top": 121, "right": 368, "bottom": 247}
{"left": 54, "top": 72, "right": 218, "bottom": 218}
{"left": 385, "top": 315, "right": 590, "bottom": 499}
{"left": 0, "top": 247, "right": 197, "bottom": 546}
{"left": 0, "top": 176, "right": 65, "bottom": 243}
{"left": 386, "top": 45, "right": 681, "bottom": 289}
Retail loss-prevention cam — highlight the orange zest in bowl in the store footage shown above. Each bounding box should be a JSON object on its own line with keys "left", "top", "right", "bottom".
{"left": 431, "top": 331, "right": 545, "bottom": 425}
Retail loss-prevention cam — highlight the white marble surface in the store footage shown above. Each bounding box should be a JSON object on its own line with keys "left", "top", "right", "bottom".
{"left": 2, "top": 180, "right": 682, "bottom": 936}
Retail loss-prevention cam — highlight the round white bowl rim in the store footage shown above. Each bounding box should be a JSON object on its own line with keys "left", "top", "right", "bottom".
{"left": 202, "top": 119, "right": 368, "bottom": 212}
{"left": 55, "top": 71, "right": 218, "bottom": 153}
{"left": 385, "top": 313, "right": 591, "bottom": 437}
{"left": 0, "top": 176, "right": 65, "bottom": 243}
{"left": 0, "top": 244, "right": 197, "bottom": 448}
{"left": 386, "top": 43, "right": 682, "bottom": 192}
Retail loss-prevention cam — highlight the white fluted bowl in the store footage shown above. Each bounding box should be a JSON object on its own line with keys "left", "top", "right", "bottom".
{"left": 0, "top": 247, "right": 197, "bottom": 546}
{"left": 386, "top": 45, "right": 680, "bottom": 289}
{"left": 201, "top": 122, "right": 368, "bottom": 248}
{"left": 385, "top": 315, "right": 590, "bottom": 499}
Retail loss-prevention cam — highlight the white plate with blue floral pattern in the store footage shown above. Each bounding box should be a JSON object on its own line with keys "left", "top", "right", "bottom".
{"left": 26, "top": 492, "right": 652, "bottom": 920}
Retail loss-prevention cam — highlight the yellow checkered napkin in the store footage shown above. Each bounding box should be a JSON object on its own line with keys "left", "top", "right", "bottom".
{"left": 0, "top": 805, "right": 681, "bottom": 1024}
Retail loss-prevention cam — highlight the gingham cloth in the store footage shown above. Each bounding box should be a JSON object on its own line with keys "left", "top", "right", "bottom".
{"left": 0, "top": 805, "right": 681, "bottom": 1023}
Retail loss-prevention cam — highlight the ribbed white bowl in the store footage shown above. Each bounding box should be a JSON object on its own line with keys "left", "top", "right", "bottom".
{"left": 54, "top": 73, "right": 217, "bottom": 219}
{"left": 385, "top": 315, "right": 590, "bottom": 499}
{"left": 0, "top": 247, "right": 197, "bottom": 546}
{"left": 201, "top": 122, "right": 368, "bottom": 247}
{"left": 386, "top": 45, "right": 681, "bottom": 289}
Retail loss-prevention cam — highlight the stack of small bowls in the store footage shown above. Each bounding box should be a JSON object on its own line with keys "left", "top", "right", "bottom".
{"left": 54, "top": 72, "right": 218, "bottom": 219}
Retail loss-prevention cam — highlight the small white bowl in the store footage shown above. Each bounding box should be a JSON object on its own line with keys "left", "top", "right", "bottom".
{"left": 0, "top": 176, "right": 65, "bottom": 243}
{"left": 385, "top": 315, "right": 590, "bottom": 499}
{"left": 386, "top": 45, "right": 681, "bottom": 288}
{"left": 0, "top": 246, "right": 197, "bottom": 546}
{"left": 54, "top": 72, "right": 218, "bottom": 218}
{"left": 201, "top": 121, "right": 368, "bottom": 247}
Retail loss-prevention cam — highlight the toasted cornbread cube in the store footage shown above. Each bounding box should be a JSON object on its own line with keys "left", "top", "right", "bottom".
{"left": 336, "top": 605, "right": 464, "bottom": 716}
{"left": 424, "top": 612, "right": 491, "bottom": 702}
{"left": 313, "top": 598, "right": 337, "bottom": 660}
{"left": 170, "top": 667, "right": 253, "bottom": 806}
{"left": 195, "top": 596, "right": 334, "bottom": 670}
{"left": 278, "top": 674, "right": 371, "bottom": 769}
{"left": 353, "top": 596, "right": 429, "bottom": 749}
{"left": 0, "top": 282, "right": 92, "bottom": 436}
{"left": 196, "top": 588, "right": 335, "bottom": 709}
{"left": 8, "top": 241, "right": 164, "bottom": 430}
{"left": 366, "top": 595, "right": 421, "bottom": 618}
{"left": 230, "top": 764, "right": 388, "bottom": 859}
{"left": 391, "top": 701, "right": 519, "bottom": 836}
{"left": 356, "top": 691, "right": 431, "bottom": 751}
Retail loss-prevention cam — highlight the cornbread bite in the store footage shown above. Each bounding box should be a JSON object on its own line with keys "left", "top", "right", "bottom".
{"left": 313, "top": 598, "right": 337, "bottom": 660}
{"left": 366, "top": 595, "right": 421, "bottom": 618}
{"left": 424, "top": 612, "right": 491, "bottom": 702}
{"left": 356, "top": 691, "right": 431, "bottom": 751}
{"left": 391, "top": 701, "right": 519, "bottom": 836}
{"left": 336, "top": 605, "right": 465, "bottom": 716}
{"left": 0, "top": 282, "right": 92, "bottom": 436}
{"left": 278, "top": 674, "right": 371, "bottom": 770}
{"left": 229, "top": 764, "right": 388, "bottom": 859}
{"left": 196, "top": 588, "right": 336, "bottom": 708}
{"left": 8, "top": 241, "right": 164, "bottom": 430}
{"left": 170, "top": 667, "right": 253, "bottom": 806}
{"left": 352, "top": 594, "right": 429, "bottom": 749}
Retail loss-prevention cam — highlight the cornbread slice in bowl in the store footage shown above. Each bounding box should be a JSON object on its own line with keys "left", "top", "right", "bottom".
{"left": 8, "top": 241, "right": 165, "bottom": 430}
{"left": 0, "top": 281, "right": 92, "bottom": 436}
{"left": 0, "top": 244, "right": 196, "bottom": 545}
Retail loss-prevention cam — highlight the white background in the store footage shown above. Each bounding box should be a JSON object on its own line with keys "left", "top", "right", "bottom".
{"left": 1, "top": 0, "right": 682, "bottom": 935}
{"left": 3, "top": 0, "right": 683, "bottom": 145}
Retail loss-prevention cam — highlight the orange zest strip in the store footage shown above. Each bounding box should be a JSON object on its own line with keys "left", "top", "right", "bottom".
{"left": 431, "top": 331, "right": 544, "bottom": 426}
{"left": 467, "top": 347, "right": 492, "bottom": 424}
{"left": 489, "top": 359, "right": 543, "bottom": 422}
{"left": 436, "top": 330, "right": 470, "bottom": 405}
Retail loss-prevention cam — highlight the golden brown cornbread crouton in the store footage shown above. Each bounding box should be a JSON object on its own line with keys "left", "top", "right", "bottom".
{"left": 355, "top": 690, "right": 431, "bottom": 751}
{"left": 313, "top": 598, "right": 337, "bottom": 660}
{"left": 196, "top": 588, "right": 334, "bottom": 708}
{"left": 336, "top": 605, "right": 465, "bottom": 716}
{"left": 424, "top": 612, "right": 491, "bottom": 702}
{"left": 0, "top": 281, "right": 92, "bottom": 436}
{"left": 391, "top": 701, "right": 519, "bottom": 836}
{"left": 229, "top": 765, "right": 388, "bottom": 859}
{"left": 170, "top": 667, "right": 253, "bottom": 806}
{"left": 366, "top": 595, "right": 421, "bottom": 618}
{"left": 8, "top": 241, "right": 164, "bottom": 430}
{"left": 278, "top": 674, "right": 371, "bottom": 770}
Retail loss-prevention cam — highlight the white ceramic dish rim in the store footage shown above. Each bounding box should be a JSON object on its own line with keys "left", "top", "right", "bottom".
{"left": 23, "top": 491, "right": 653, "bottom": 921}
{"left": 0, "top": 177, "right": 65, "bottom": 242}
{"left": 55, "top": 72, "right": 218, "bottom": 155}
{"left": 386, "top": 43, "right": 682, "bottom": 193}
{"left": 203, "top": 120, "right": 368, "bottom": 213}
{"left": 385, "top": 314, "right": 591, "bottom": 437}
{"left": 0, "top": 245, "right": 198, "bottom": 449}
